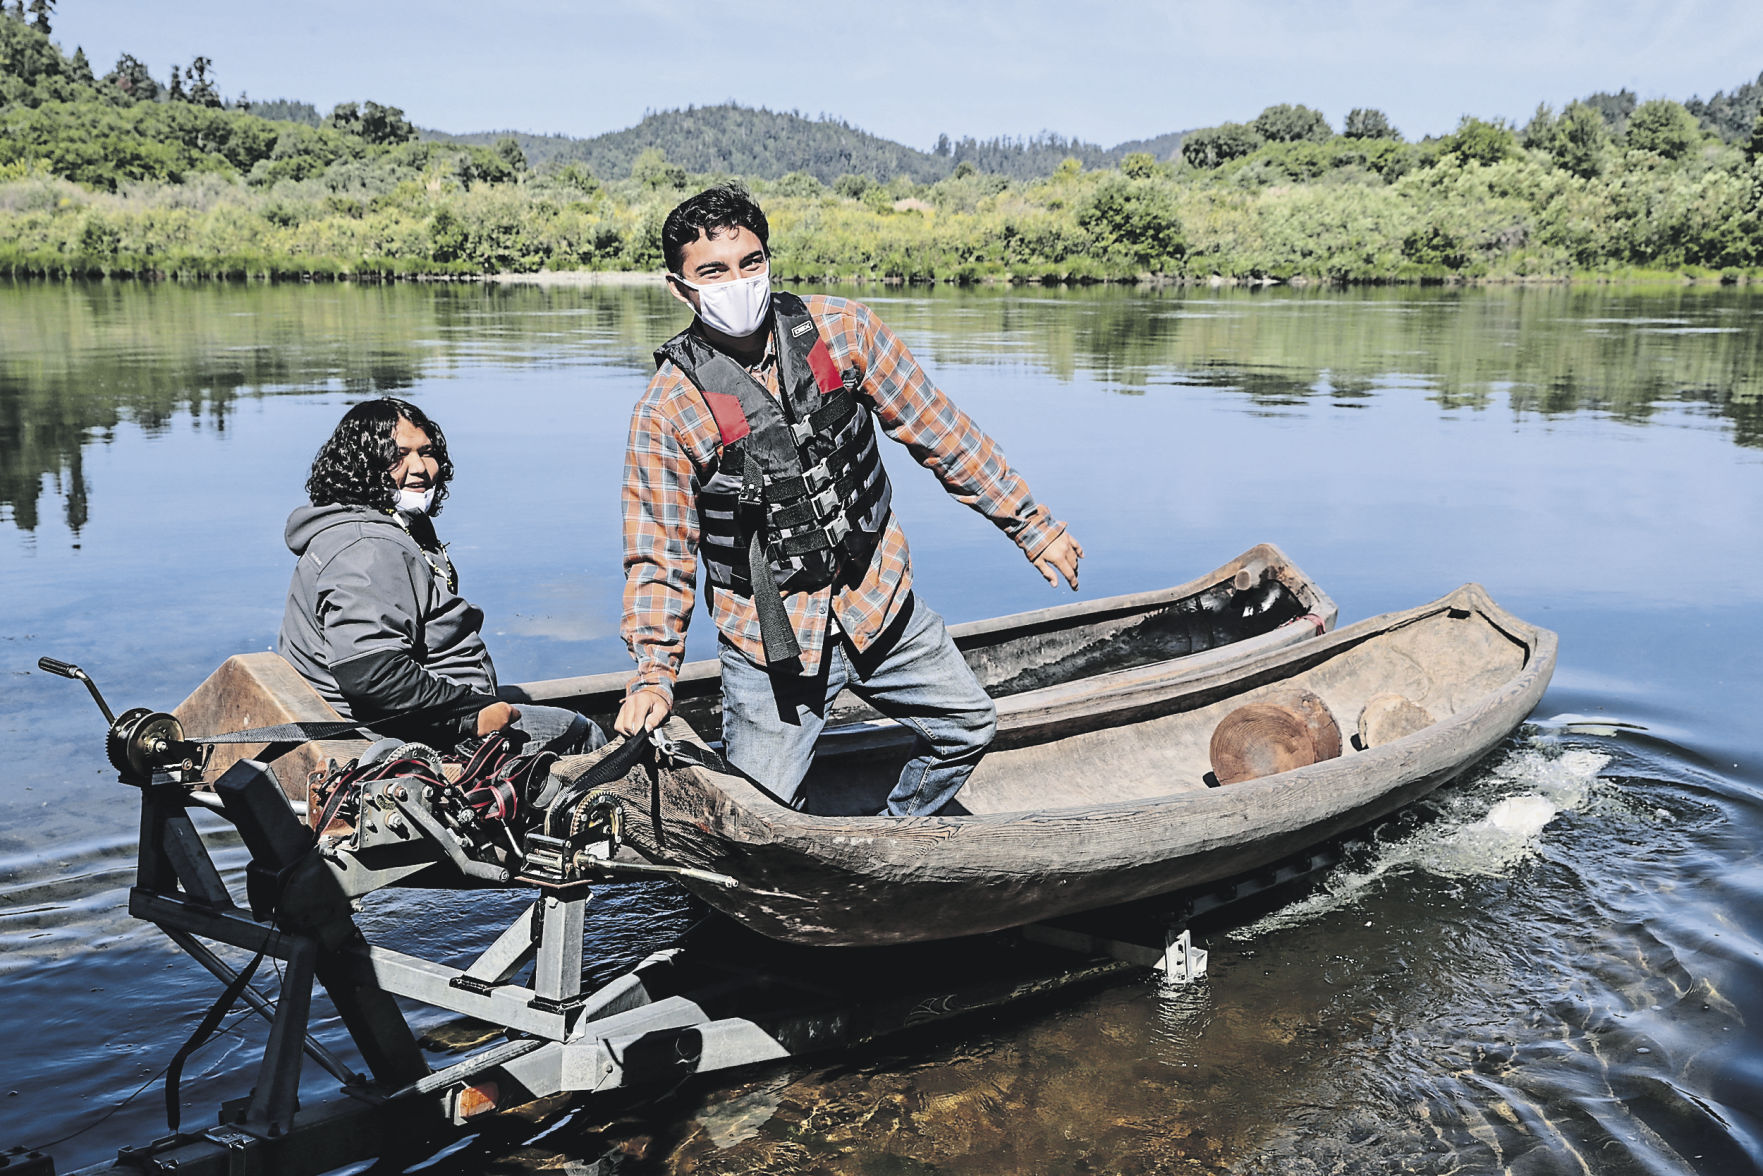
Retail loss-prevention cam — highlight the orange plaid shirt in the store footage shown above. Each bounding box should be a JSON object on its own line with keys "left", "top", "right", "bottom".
{"left": 621, "top": 293, "right": 1065, "bottom": 699}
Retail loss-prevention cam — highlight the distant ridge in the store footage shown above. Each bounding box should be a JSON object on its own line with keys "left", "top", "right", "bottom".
{"left": 422, "top": 103, "right": 1189, "bottom": 183}
{"left": 1110, "top": 130, "right": 1188, "bottom": 162}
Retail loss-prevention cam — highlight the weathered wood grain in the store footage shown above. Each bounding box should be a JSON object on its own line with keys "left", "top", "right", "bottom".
{"left": 1357, "top": 692, "right": 1435, "bottom": 749}
{"left": 1208, "top": 687, "right": 1342, "bottom": 785}
{"left": 172, "top": 654, "right": 368, "bottom": 807}
{"left": 169, "top": 544, "right": 1334, "bottom": 813}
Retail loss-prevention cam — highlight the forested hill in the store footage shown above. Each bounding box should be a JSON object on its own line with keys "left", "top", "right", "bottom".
{"left": 425, "top": 106, "right": 950, "bottom": 183}
{"left": 423, "top": 104, "right": 1170, "bottom": 183}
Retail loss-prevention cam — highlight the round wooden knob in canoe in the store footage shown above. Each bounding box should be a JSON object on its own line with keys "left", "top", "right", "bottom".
{"left": 1356, "top": 692, "right": 1434, "bottom": 749}
{"left": 1209, "top": 687, "right": 1343, "bottom": 785}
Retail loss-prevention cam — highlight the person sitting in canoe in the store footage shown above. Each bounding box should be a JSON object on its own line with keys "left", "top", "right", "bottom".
{"left": 615, "top": 183, "right": 1083, "bottom": 815}
{"left": 279, "top": 397, "right": 606, "bottom": 755}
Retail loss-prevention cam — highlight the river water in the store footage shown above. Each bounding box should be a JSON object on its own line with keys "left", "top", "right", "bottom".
{"left": 2, "top": 278, "right": 1760, "bottom": 1174}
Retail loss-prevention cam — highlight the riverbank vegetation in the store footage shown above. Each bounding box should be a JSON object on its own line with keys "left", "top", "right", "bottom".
{"left": 4, "top": 7, "right": 1763, "bottom": 284}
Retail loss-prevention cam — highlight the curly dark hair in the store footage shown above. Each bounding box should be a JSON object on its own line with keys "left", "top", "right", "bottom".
{"left": 662, "top": 183, "right": 770, "bottom": 274}
{"left": 305, "top": 398, "right": 453, "bottom": 515}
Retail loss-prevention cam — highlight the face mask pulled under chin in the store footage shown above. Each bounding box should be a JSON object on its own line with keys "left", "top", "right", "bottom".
{"left": 395, "top": 487, "right": 435, "bottom": 515}
{"left": 678, "top": 268, "right": 772, "bottom": 340}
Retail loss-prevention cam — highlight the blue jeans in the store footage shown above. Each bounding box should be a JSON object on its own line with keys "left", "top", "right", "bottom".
{"left": 502, "top": 699, "right": 608, "bottom": 757}
{"left": 718, "top": 597, "right": 997, "bottom": 816}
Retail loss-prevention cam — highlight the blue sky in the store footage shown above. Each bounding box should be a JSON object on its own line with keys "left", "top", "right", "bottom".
{"left": 46, "top": 0, "right": 1763, "bottom": 149}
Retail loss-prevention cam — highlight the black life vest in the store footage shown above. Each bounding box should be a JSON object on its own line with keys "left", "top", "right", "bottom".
{"left": 654, "top": 293, "right": 893, "bottom": 668}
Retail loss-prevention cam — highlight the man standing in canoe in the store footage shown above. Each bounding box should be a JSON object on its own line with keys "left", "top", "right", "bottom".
{"left": 615, "top": 183, "right": 1082, "bottom": 816}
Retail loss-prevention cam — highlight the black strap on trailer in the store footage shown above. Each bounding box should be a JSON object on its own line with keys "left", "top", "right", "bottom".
{"left": 540, "top": 731, "right": 657, "bottom": 833}
{"left": 165, "top": 949, "right": 265, "bottom": 1132}
{"left": 541, "top": 728, "right": 728, "bottom": 847}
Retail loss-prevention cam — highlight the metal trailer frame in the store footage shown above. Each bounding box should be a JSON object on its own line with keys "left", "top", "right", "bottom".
{"left": 28, "top": 750, "right": 1226, "bottom": 1176}
{"left": 20, "top": 728, "right": 1382, "bottom": 1176}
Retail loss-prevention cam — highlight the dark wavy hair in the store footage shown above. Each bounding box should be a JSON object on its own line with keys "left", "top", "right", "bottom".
{"left": 305, "top": 398, "right": 453, "bottom": 515}
{"left": 662, "top": 183, "right": 770, "bottom": 274}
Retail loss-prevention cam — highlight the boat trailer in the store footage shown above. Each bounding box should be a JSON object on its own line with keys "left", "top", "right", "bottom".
{"left": 16, "top": 659, "right": 1358, "bottom": 1176}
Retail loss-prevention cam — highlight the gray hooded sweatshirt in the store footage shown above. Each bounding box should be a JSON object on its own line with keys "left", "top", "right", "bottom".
{"left": 277, "top": 503, "right": 498, "bottom": 733}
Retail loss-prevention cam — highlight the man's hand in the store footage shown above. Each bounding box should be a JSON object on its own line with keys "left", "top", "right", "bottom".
{"left": 615, "top": 687, "right": 672, "bottom": 736}
{"left": 476, "top": 701, "right": 521, "bottom": 736}
{"left": 1033, "top": 531, "right": 1084, "bottom": 591}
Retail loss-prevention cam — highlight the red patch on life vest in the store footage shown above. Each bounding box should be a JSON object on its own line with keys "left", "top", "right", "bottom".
{"left": 701, "top": 389, "right": 751, "bottom": 445}
{"left": 806, "top": 337, "right": 844, "bottom": 395}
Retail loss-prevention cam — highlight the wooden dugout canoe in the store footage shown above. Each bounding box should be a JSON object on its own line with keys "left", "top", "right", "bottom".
{"left": 175, "top": 543, "right": 1335, "bottom": 804}
{"left": 510, "top": 541, "right": 1335, "bottom": 748}
{"left": 558, "top": 583, "right": 1557, "bottom": 947}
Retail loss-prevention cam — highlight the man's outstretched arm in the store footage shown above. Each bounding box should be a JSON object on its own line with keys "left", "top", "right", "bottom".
{"left": 841, "top": 299, "right": 1082, "bottom": 588}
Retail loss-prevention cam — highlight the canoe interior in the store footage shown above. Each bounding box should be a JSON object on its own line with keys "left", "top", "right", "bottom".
{"left": 797, "top": 601, "right": 1531, "bottom": 815}
{"left": 953, "top": 562, "right": 1313, "bottom": 699}
{"left": 529, "top": 541, "right": 1332, "bottom": 743}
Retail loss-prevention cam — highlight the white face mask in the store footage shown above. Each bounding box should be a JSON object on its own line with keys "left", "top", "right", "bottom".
{"left": 395, "top": 487, "right": 435, "bottom": 515}
{"left": 675, "top": 267, "right": 772, "bottom": 340}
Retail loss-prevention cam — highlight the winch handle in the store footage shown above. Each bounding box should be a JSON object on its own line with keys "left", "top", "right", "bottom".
{"left": 37, "top": 656, "right": 118, "bottom": 723}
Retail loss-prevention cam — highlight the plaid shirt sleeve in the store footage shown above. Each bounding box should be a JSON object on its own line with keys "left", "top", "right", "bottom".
{"left": 834, "top": 297, "right": 1065, "bottom": 559}
{"left": 620, "top": 381, "right": 700, "bottom": 700}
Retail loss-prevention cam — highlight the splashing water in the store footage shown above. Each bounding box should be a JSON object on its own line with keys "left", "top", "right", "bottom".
{"left": 1232, "top": 743, "right": 1612, "bottom": 939}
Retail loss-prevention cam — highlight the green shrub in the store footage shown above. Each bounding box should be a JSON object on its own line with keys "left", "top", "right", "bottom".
{"left": 1253, "top": 104, "right": 1332, "bottom": 144}
{"left": 1076, "top": 176, "right": 1184, "bottom": 271}
{"left": 1182, "top": 123, "right": 1263, "bottom": 169}
{"left": 1402, "top": 223, "right": 1468, "bottom": 269}
{"left": 1441, "top": 117, "right": 1519, "bottom": 167}
{"left": 1626, "top": 99, "right": 1701, "bottom": 161}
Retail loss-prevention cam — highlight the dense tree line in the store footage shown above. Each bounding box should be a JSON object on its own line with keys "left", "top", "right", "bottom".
{"left": 1687, "top": 72, "right": 1763, "bottom": 142}
{"left": 245, "top": 98, "right": 320, "bottom": 126}
{"left": 5, "top": 7, "right": 1763, "bottom": 283}
{"left": 434, "top": 105, "right": 954, "bottom": 184}
{"left": 8, "top": 114, "right": 1763, "bottom": 285}
{"left": 0, "top": 12, "right": 493, "bottom": 191}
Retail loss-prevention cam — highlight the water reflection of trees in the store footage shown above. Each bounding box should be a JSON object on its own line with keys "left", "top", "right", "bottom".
{"left": 881, "top": 284, "right": 1763, "bottom": 445}
{"left": 0, "top": 280, "right": 674, "bottom": 533}
{"left": 5, "top": 280, "right": 1757, "bottom": 535}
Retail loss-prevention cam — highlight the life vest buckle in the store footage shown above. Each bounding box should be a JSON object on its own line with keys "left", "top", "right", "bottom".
{"left": 823, "top": 514, "right": 852, "bottom": 544}
{"left": 808, "top": 486, "right": 840, "bottom": 520}
{"left": 802, "top": 460, "right": 833, "bottom": 493}
{"left": 789, "top": 418, "right": 815, "bottom": 446}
